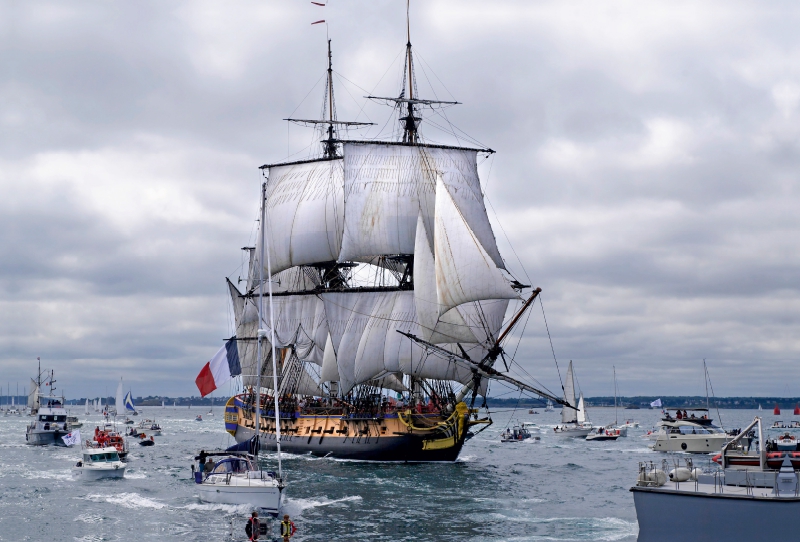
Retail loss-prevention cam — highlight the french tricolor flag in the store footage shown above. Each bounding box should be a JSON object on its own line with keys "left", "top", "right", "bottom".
{"left": 195, "top": 338, "right": 241, "bottom": 397}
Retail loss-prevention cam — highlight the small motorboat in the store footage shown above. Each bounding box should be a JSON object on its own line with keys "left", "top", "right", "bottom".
{"left": 138, "top": 436, "right": 155, "bottom": 447}
{"left": 500, "top": 423, "right": 538, "bottom": 442}
{"left": 89, "top": 424, "right": 129, "bottom": 461}
{"left": 528, "top": 409, "right": 539, "bottom": 414}
{"left": 620, "top": 419, "right": 640, "bottom": 429}
{"left": 67, "top": 416, "right": 83, "bottom": 429}
{"left": 195, "top": 415, "right": 203, "bottom": 422}
{"left": 586, "top": 426, "right": 620, "bottom": 441}
{"left": 776, "top": 433, "right": 798, "bottom": 451}
{"left": 137, "top": 419, "right": 162, "bottom": 436}
{"left": 123, "top": 418, "right": 134, "bottom": 425}
{"left": 73, "top": 446, "right": 126, "bottom": 480}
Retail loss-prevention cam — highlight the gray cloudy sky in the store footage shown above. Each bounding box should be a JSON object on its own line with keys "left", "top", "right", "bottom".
{"left": 3, "top": 0, "right": 799, "bottom": 400}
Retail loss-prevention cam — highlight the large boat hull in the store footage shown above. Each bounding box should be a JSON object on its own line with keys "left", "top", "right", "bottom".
{"left": 226, "top": 396, "right": 473, "bottom": 462}
{"left": 632, "top": 486, "right": 800, "bottom": 542}
{"left": 72, "top": 466, "right": 126, "bottom": 481}
{"left": 196, "top": 483, "right": 282, "bottom": 515}
{"left": 26, "top": 429, "right": 68, "bottom": 446}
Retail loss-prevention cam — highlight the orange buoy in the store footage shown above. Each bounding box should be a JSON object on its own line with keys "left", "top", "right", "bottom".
{"left": 794, "top": 404, "right": 800, "bottom": 416}
{"left": 775, "top": 404, "right": 781, "bottom": 415}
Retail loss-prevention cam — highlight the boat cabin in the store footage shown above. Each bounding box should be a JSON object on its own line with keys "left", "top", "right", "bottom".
{"left": 193, "top": 451, "right": 276, "bottom": 484}
{"left": 77, "top": 448, "right": 122, "bottom": 467}
{"left": 660, "top": 420, "right": 726, "bottom": 435}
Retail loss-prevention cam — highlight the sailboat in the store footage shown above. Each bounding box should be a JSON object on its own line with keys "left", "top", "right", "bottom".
{"left": 554, "top": 362, "right": 593, "bottom": 437}
{"left": 220, "top": 20, "right": 568, "bottom": 462}
{"left": 162, "top": 399, "right": 165, "bottom": 409}
{"left": 84, "top": 398, "right": 90, "bottom": 416}
{"left": 114, "top": 378, "right": 124, "bottom": 418}
{"left": 545, "top": 399, "right": 554, "bottom": 412}
{"left": 207, "top": 396, "right": 214, "bottom": 417}
{"left": 124, "top": 391, "right": 138, "bottom": 415}
{"left": 194, "top": 114, "right": 285, "bottom": 513}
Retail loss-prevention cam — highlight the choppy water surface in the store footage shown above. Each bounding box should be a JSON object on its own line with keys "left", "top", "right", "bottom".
{"left": 0, "top": 406, "right": 768, "bottom": 541}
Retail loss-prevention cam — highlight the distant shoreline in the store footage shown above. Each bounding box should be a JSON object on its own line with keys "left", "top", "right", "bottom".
{"left": 486, "top": 396, "right": 800, "bottom": 410}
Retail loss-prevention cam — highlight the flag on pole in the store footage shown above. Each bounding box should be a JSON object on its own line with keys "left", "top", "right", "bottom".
{"left": 650, "top": 398, "right": 662, "bottom": 408}
{"left": 195, "top": 338, "right": 241, "bottom": 397}
{"left": 62, "top": 429, "right": 81, "bottom": 447}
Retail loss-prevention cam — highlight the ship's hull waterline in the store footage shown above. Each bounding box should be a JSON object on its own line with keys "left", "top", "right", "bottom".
{"left": 226, "top": 396, "right": 476, "bottom": 462}
{"left": 26, "top": 429, "right": 68, "bottom": 446}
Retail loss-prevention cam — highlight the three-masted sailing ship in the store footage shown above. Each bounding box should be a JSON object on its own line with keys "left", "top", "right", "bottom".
{"left": 223, "top": 27, "right": 567, "bottom": 462}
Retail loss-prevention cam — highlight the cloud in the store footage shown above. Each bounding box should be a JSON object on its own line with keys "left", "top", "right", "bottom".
{"left": 3, "top": 0, "right": 800, "bottom": 398}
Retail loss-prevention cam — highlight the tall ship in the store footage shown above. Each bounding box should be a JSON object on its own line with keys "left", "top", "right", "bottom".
{"left": 222, "top": 21, "right": 567, "bottom": 461}
{"left": 26, "top": 360, "right": 69, "bottom": 446}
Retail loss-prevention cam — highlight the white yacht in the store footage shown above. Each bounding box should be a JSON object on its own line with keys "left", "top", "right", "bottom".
{"left": 650, "top": 408, "right": 732, "bottom": 453}
{"left": 554, "top": 364, "right": 593, "bottom": 438}
{"left": 73, "top": 446, "right": 126, "bottom": 480}
{"left": 25, "top": 365, "right": 70, "bottom": 446}
{"left": 633, "top": 417, "right": 800, "bottom": 541}
{"left": 194, "top": 451, "right": 282, "bottom": 514}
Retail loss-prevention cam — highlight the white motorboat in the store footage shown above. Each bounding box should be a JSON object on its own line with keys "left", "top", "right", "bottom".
{"left": 25, "top": 364, "right": 70, "bottom": 446}
{"left": 650, "top": 408, "right": 732, "bottom": 453}
{"left": 73, "top": 446, "right": 126, "bottom": 480}
{"left": 620, "top": 419, "right": 639, "bottom": 429}
{"left": 500, "top": 423, "right": 539, "bottom": 442}
{"left": 586, "top": 426, "right": 620, "bottom": 441}
{"left": 137, "top": 419, "right": 162, "bottom": 436}
{"left": 67, "top": 416, "right": 83, "bottom": 429}
{"left": 554, "top": 362, "right": 593, "bottom": 438}
{"left": 194, "top": 450, "right": 283, "bottom": 514}
{"left": 775, "top": 433, "right": 798, "bottom": 452}
{"left": 633, "top": 417, "right": 800, "bottom": 542}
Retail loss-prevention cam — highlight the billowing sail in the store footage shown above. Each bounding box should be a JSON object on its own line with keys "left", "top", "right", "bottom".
{"left": 257, "top": 159, "right": 344, "bottom": 276}
{"left": 320, "top": 333, "right": 339, "bottom": 382}
{"left": 561, "top": 361, "right": 577, "bottom": 424}
{"left": 576, "top": 393, "right": 587, "bottom": 424}
{"left": 28, "top": 379, "right": 39, "bottom": 409}
{"left": 124, "top": 391, "right": 136, "bottom": 412}
{"left": 434, "top": 175, "right": 518, "bottom": 317}
{"left": 115, "top": 379, "right": 124, "bottom": 415}
{"left": 338, "top": 143, "right": 503, "bottom": 266}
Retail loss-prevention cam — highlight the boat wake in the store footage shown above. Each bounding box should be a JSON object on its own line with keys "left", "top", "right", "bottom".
{"left": 283, "top": 495, "right": 363, "bottom": 516}
{"left": 83, "top": 492, "right": 167, "bottom": 510}
{"left": 482, "top": 514, "right": 637, "bottom": 541}
{"left": 182, "top": 502, "right": 252, "bottom": 514}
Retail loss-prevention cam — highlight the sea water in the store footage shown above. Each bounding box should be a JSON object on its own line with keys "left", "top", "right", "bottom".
{"left": 0, "top": 406, "right": 767, "bottom": 541}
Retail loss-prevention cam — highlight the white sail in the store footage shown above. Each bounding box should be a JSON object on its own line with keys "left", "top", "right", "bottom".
{"left": 561, "top": 361, "right": 577, "bottom": 424}
{"left": 84, "top": 398, "right": 89, "bottom": 415}
{"left": 353, "top": 291, "right": 400, "bottom": 385}
{"left": 162, "top": 400, "right": 165, "bottom": 408}
{"left": 414, "top": 213, "right": 477, "bottom": 344}
{"left": 576, "top": 393, "right": 587, "bottom": 424}
{"left": 320, "top": 333, "right": 339, "bottom": 382}
{"left": 322, "top": 292, "right": 383, "bottom": 394}
{"left": 338, "top": 143, "right": 503, "bottom": 266}
{"left": 433, "top": 175, "right": 518, "bottom": 317}
{"left": 115, "top": 379, "right": 124, "bottom": 415}
{"left": 258, "top": 159, "right": 344, "bottom": 276}
{"left": 27, "top": 379, "right": 38, "bottom": 409}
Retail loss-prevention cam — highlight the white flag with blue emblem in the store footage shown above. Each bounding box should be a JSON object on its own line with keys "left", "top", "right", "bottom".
{"left": 62, "top": 429, "right": 81, "bottom": 447}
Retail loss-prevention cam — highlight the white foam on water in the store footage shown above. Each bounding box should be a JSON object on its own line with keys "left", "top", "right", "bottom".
{"left": 124, "top": 471, "right": 147, "bottom": 479}
{"left": 283, "top": 495, "right": 362, "bottom": 516}
{"left": 83, "top": 492, "right": 167, "bottom": 510}
{"left": 480, "top": 515, "right": 638, "bottom": 541}
{"left": 456, "top": 454, "right": 476, "bottom": 462}
{"left": 74, "top": 536, "right": 106, "bottom": 542}
{"left": 24, "top": 468, "right": 74, "bottom": 481}
{"left": 74, "top": 514, "right": 104, "bottom": 524}
{"left": 182, "top": 502, "right": 252, "bottom": 514}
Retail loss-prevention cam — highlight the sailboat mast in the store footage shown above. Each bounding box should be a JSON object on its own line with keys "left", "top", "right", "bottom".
{"left": 704, "top": 359, "right": 709, "bottom": 411}
{"left": 255, "top": 184, "right": 265, "bottom": 459}
{"left": 264, "top": 186, "right": 283, "bottom": 480}
{"left": 611, "top": 365, "right": 619, "bottom": 425}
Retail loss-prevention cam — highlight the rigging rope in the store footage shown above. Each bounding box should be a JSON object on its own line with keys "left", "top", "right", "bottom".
{"left": 539, "top": 294, "right": 565, "bottom": 394}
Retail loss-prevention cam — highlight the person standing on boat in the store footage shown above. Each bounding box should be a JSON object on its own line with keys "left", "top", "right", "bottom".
{"left": 246, "top": 511, "right": 260, "bottom": 541}
{"left": 280, "top": 514, "right": 296, "bottom": 541}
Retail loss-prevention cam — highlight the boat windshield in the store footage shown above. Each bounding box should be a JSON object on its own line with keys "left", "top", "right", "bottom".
{"left": 89, "top": 452, "right": 120, "bottom": 462}
{"left": 675, "top": 425, "right": 721, "bottom": 435}
{"left": 211, "top": 458, "right": 252, "bottom": 474}
{"left": 38, "top": 415, "right": 67, "bottom": 422}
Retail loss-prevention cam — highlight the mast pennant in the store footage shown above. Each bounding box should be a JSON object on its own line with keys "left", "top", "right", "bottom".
{"left": 195, "top": 338, "right": 242, "bottom": 397}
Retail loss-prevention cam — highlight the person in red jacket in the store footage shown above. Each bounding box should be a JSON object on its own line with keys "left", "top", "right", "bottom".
{"left": 280, "top": 514, "right": 297, "bottom": 541}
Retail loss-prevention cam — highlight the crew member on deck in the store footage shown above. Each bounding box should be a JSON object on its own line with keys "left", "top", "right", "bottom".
{"left": 280, "top": 514, "right": 296, "bottom": 541}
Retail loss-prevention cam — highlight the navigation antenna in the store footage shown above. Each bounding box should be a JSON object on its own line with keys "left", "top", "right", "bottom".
{"left": 366, "top": 0, "right": 460, "bottom": 144}
{"left": 285, "top": 40, "right": 373, "bottom": 158}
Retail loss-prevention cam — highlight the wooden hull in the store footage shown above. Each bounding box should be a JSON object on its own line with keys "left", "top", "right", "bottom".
{"left": 225, "top": 396, "right": 473, "bottom": 462}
